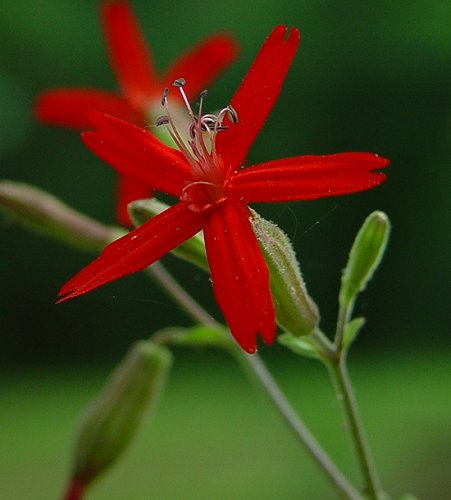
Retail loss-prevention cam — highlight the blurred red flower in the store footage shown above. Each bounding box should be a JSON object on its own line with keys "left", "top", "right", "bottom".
{"left": 35, "top": 1, "right": 237, "bottom": 225}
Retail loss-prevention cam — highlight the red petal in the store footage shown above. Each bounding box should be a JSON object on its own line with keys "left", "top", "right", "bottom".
{"left": 162, "top": 34, "right": 239, "bottom": 101}
{"left": 102, "top": 1, "right": 158, "bottom": 109}
{"left": 116, "top": 175, "right": 154, "bottom": 227}
{"left": 58, "top": 202, "right": 206, "bottom": 301}
{"left": 227, "top": 153, "right": 389, "bottom": 202}
{"left": 216, "top": 26, "right": 300, "bottom": 171}
{"left": 34, "top": 88, "right": 142, "bottom": 129}
{"left": 81, "top": 113, "right": 193, "bottom": 198}
{"left": 203, "top": 201, "right": 275, "bottom": 353}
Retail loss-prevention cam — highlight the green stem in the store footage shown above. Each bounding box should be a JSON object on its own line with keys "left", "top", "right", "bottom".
{"left": 147, "top": 261, "right": 362, "bottom": 500}
{"left": 334, "top": 300, "right": 352, "bottom": 354}
{"left": 327, "top": 356, "right": 382, "bottom": 500}
{"left": 311, "top": 301, "right": 382, "bottom": 500}
{"left": 145, "top": 263, "right": 216, "bottom": 328}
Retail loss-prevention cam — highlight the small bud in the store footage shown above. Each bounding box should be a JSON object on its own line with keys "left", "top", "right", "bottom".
{"left": 0, "top": 180, "right": 122, "bottom": 251}
{"left": 339, "top": 211, "right": 390, "bottom": 308}
{"left": 128, "top": 198, "right": 209, "bottom": 271}
{"left": 250, "top": 210, "right": 319, "bottom": 337}
{"left": 70, "top": 341, "right": 172, "bottom": 487}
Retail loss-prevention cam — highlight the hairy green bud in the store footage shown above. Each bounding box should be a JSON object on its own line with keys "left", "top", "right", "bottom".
{"left": 71, "top": 340, "right": 172, "bottom": 486}
{"left": 250, "top": 210, "right": 319, "bottom": 337}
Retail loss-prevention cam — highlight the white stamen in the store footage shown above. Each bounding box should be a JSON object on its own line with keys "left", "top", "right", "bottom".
{"left": 155, "top": 79, "right": 239, "bottom": 183}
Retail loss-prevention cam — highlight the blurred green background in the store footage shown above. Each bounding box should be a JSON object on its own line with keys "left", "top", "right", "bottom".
{"left": 1, "top": 1, "right": 450, "bottom": 499}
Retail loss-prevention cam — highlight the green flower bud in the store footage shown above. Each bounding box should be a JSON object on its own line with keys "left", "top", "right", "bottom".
{"left": 339, "top": 211, "right": 390, "bottom": 308}
{"left": 128, "top": 198, "right": 208, "bottom": 271}
{"left": 0, "top": 180, "right": 122, "bottom": 251}
{"left": 71, "top": 340, "right": 172, "bottom": 487}
{"left": 250, "top": 210, "right": 319, "bottom": 337}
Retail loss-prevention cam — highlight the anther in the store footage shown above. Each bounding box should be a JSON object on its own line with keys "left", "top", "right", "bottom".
{"left": 155, "top": 116, "right": 170, "bottom": 127}
{"left": 161, "top": 88, "right": 169, "bottom": 106}
{"left": 227, "top": 105, "right": 239, "bottom": 123}
{"left": 173, "top": 78, "right": 186, "bottom": 88}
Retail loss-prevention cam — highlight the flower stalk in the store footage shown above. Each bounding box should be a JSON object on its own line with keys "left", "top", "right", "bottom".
{"left": 146, "top": 260, "right": 362, "bottom": 500}
{"left": 301, "top": 212, "right": 391, "bottom": 499}
{"left": 327, "top": 355, "right": 382, "bottom": 500}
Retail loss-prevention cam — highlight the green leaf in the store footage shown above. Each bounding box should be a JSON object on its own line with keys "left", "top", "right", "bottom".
{"left": 278, "top": 333, "right": 321, "bottom": 360}
{"left": 343, "top": 317, "right": 366, "bottom": 347}
{"left": 339, "top": 211, "right": 391, "bottom": 308}
{"left": 0, "top": 180, "right": 123, "bottom": 252}
{"left": 251, "top": 210, "right": 319, "bottom": 337}
{"left": 128, "top": 198, "right": 209, "bottom": 271}
{"left": 152, "top": 324, "right": 231, "bottom": 349}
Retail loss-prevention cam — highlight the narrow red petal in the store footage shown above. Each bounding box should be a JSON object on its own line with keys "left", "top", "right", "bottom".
{"left": 216, "top": 26, "right": 300, "bottom": 171}
{"left": 59, "top": 202, "right": 206, "bottom": 301}
{"left": 34, "top": 88, "right": 142, "bottom": 129}
{"left": 116, "top": 175, "right": 154, "bottom": 227}
{"left": 102, "top": 1, "right": 158, "bottom": 109}
{"left": 204, "top": 201, "right": 275, "bottom": 353}
{"left": 226, "top": 153, "right": 389, "bottom": 203}
{"left": 162, "top": 34, "right": 239, "bottom": 101}
{"left": 81, "top": 113, "right": 193, "bottom": 198}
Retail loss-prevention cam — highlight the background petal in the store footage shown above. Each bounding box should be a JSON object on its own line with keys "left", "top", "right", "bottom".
{"left": 115, "top": 175, "right": 154, "bottom": 227}
{"left": 216, "top": 26, "right": 300, "bottom": 172}
{"left": 34, "top": 88, "right": 142, "bottom": 129}
{"left": 203, "top": 201, "right": 275, "bottom": 353}
{"left": 102, "top": 1, "right": 158, "bottom": 109}
{"left": 161, "top": 34, "right": 239, "bottom": 101}
{"left": 226, "top": 153, "right": 388, "bottom": 202}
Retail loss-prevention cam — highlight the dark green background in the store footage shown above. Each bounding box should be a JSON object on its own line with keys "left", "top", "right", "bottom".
{"left": 1, "top": 1, "right": 450, "bottom": 498}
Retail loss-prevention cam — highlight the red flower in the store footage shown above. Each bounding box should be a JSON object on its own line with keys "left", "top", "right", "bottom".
{"left": 34, "top": 0, "right": 237, "bottom": 226}
{"left": 58, "top": 26, "right": 388, "bottom": 353}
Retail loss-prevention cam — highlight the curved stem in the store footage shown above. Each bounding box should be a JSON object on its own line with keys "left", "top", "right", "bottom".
{"left": 236, "top": 352, "right": 362, "bottom": 500}
{"left": 146, "top": 261, "right": 362, "bottom": 500}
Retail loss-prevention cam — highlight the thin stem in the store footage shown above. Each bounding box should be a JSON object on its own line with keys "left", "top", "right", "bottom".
{"left": 316, "top": 297, "right": 382, "bottom": 500}
{"left": 334, "top": 300, "right": 352, "bottom": 354}
{"left": 145, "top": 262, "right": 216, "bottom": 327}
{"left": 146, "top": 261, "right": 362, "bottom": 500}
{"left": 236, "top": 352, "right": 362, "bottom": 500}
{"left": 327, "top": 357, "right": 382, "bottom": 500}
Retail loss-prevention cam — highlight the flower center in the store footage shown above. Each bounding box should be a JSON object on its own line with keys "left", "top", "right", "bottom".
{"left": 156, "top": 78, "right": 238, "bottom": 212}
